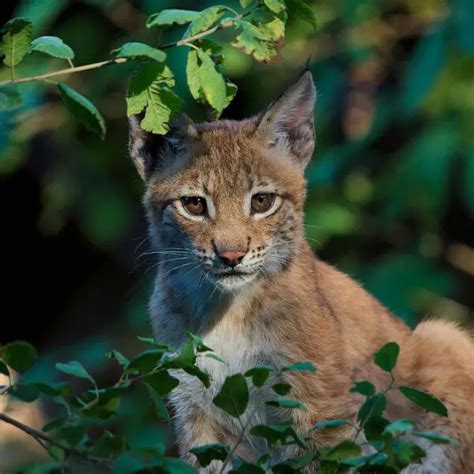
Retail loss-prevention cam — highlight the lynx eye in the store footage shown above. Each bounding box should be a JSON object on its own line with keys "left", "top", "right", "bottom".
{"left": 251, "top": 193, "right": 275, "bottom": 214}
{"left": 181, "top": 196, "right": 207, "bottom": 216}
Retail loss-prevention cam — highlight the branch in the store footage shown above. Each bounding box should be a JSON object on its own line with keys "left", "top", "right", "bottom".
{"left": 0, "top": 412, "right": 111, "bottom": 469}
{"left": 0, "top": 12, "right": 245, "bottom": 87}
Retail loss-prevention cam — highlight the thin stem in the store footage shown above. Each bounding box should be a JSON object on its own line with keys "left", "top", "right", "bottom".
{"left": 0, "top": 58, "right": 128, "bottom": 86}
{"left": 67, "top": 59, "right": 74, "bottom": 68}
{"left": 0, "top": 10, "right": 247, "bottom": 88}
{"left": 0, "top": 412, "right": 111, "bottom": 469}
{"left": 219, "top": 406, "right": 259, "bottom": 474}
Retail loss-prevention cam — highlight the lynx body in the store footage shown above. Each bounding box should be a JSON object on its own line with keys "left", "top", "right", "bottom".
{"left": 129, "top": 72, "right": 474, "bottom": 473}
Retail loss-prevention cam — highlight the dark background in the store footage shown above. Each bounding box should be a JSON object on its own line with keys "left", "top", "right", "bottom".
{"left": 0, "top": 0, "right": 473, "bottom": 422}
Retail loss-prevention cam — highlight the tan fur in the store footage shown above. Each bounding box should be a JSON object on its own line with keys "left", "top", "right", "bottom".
{"left": 129, "top": 73, "right": 474, "bottom": 472}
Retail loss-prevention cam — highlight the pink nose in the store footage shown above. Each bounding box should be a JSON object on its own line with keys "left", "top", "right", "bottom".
{"left": 218, "top": 250, "right": 246, "bottom": 268}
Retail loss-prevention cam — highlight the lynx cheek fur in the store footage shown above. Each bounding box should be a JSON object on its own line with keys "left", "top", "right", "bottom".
{"left": 129, "top": 72, "right": 474, "bottom": 473}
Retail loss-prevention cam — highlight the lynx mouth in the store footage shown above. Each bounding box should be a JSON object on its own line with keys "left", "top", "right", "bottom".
{"left": 213, "top": 271, "right": 257, "bottom": 290}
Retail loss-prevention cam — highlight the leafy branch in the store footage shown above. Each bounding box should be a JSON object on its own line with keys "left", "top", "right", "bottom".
{"left": 0, "top": 1, "right": 317, "bottom": 138}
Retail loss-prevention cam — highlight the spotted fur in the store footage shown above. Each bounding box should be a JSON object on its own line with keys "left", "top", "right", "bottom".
{"left": 129, "top": 72, "right": 474, "bottom": 473}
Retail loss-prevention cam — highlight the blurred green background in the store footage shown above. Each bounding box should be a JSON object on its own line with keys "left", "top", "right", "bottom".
{"left": 0, "top": 0, "right": 473, "bottom": 469}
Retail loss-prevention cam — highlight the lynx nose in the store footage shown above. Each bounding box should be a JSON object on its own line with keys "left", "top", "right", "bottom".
{"left": 218, "top": 250, "right": 246, "bottom": 268}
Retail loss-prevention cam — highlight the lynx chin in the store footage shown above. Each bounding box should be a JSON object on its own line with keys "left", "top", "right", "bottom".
{"left": 129, "top": 71, "right": 474, "bottom": 473}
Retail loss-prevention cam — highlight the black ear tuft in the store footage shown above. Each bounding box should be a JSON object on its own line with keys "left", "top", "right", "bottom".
{"left": 256, "top": 70, "right": 316, "bottom": 170}
{"left": 128, "top": 114, "right": 197, "bottom": 181}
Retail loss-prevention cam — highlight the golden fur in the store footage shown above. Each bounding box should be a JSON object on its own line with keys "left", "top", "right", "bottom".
{"left": 129, "top": 72, "right": 474, "bottom": 472}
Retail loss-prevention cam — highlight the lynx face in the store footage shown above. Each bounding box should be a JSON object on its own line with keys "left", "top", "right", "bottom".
{"left": 130, "top": 72, "right": 316, "bottom": 292}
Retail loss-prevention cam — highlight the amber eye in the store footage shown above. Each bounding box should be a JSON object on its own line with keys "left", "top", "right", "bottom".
{"left": 251, "top": 193, "right": 275, "bottom": 214}
{"left": 181, "top": 196, "right": 207, "bottom": 216}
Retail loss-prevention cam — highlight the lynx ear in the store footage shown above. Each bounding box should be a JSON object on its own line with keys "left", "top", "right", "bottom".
{"left": 256, "top": 71, "right": 316, "bottom": 170}
{"left": 128, "top": 113, "right": 197, "bottom": 181}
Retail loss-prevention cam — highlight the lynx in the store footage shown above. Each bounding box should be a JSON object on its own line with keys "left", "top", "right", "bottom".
{"left": 129, "top": 71, "right": 474, "bottom": 473}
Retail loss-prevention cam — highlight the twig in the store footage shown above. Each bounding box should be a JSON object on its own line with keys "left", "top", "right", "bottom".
{"left": 0, "top": 11, "right": 246, "bottom": 87}
{"left": 0, "top": 412, "right": 111, "bottom": 469}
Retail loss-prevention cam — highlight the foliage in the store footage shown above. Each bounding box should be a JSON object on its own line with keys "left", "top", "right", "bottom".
{"left": 0, "top": 0, "right": 473, "bottom": 471}
{"left": 0, "top": 339, "right": 456, "bottom": 473}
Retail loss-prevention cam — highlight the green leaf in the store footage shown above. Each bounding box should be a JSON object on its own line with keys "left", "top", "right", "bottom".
{"left": 341, "top": 453, "right": 389, "bottom": 468}
{"left": 205, "top": 353, "right": 226, "bottom": 364}
{"left": 240, "top": 0, "right": 256, "bottom": 7}
{"left": 57, "top": 83, "right": 106, "bottom": 139}
{"left": 126, "top": 61, "right": 180, "bottom": 135}
{"left": 272, "top": 382, "right": 292, "bottom": 395}
{"left": 252, "top": 8, "right": 287, "bottom": 41}
{"left": 0, "top": 18, "right": 33, "bottom": 67}
{"left": 0, "top": 87, "right": 22, "bottom": 111}
{"left": 383, "top": 419, "right": 415, "bottom": 437}
{"left": 144, "top": 371, "right": 179, "bottom": 395}
{"left": 357, "top": 394, "right": 387, "bottom": 424}
{"left": 389, "top": 439, "right": 426, "bottom": 468}
{"left": 106, "top": 349, "right": 130, "bottom": 368}
{"left": 232, "top": 20, "right": 277, "bottom": 61}
{"left": 186, "top": 49, "right": 203, "bottom": 101}
{"left": 183, "top": 6, "right": 227, "bottom": 38}
{"left": 213, "top": 374, "right": 249, "bottom": 417}
{"left": 272, "top": 452, "right": 317, "bottom": 471}
{"left": 325, "top": 440, "right": 362, "bottom": 461}
{"left": 55, "top": 360, "right": 95, "bottom": 385}
{"left": 264, "top": 0, "right": 286, "bottom": 13}
{"left": 350, "top": 381, "right": 376, "bottom": 397}
{"left": 9, "top": 383, "right": 40, "bottom": 402}
{"left": 286, "top": 0, "right": 317, "bottom": 30}
{"left": 250, "top": 423, "right": 306, "bottom": 449}
{"left": 190, "top": 443, "right": 230, "bottom": 467}
{"left": 244, "top": 365, "right": 272, "bottom": 387}
{"left": 126, "top": 349, "right": 166, "bottom": 373}
{"left": 266, "top": 398, "right": 307, "bottom": 411}
{"left": 140, "top": 85, "right": 181, "bottom": 135}
{"left": 282, "top": 362, "right": 317, "bottom": 373}
{"left": 147, "top": 9, "right": 201, "bottom": 28}
{"left": 399, "top": 386, "right": 448, "bottom": 416}
{"left": 186, "top": 332, "right": 213, "bottom": 352}
{"left": 374, "top": 341, "right": 400, "bottom": 372}
{"left": 197, "top": 49, "right": 227, "bottom": 115}
{"left": 413, "top": 431, "right": 459, "bottom": 446}
{"left": 309, "top": 419, "right": 348, "bottom": 431}
{"left": 144, "top": 381, "right": 170, "bottom": 421}
{"left": 112, "top": 42, "right": 166, "bottom": 62}
{"left": 29, "top": 36, "right": 74, "bottom": 60}
{"left": 1, "top": 341, "right": 38, "bottom": 373}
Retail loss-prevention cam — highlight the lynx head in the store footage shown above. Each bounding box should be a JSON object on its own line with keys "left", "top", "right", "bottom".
{"left": 129, "top": 71, "right": 316, "bottom": 292}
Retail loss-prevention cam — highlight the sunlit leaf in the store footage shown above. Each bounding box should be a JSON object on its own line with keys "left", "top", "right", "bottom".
{"left": 147, "top": 9, "right": 200, "bottom": 28}
{"left": 112, "top": 42, "right": 166, "bottom": 62}
{"left": 183, "top": 6, "right": 227, "bottom": 38}
{"left": 0, "top": 18, "right": 33, "bottom": 67}
{"left": 383, "top": 419, "right": 415, "bottom": 437}
{"left": 29, "top": 35, "right": 74, "bottom": 59}
{"left": 325, "top": 440, "right": 362, "bottom": 461}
